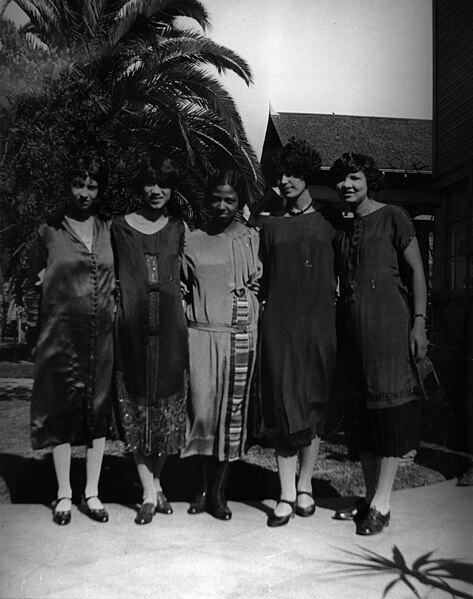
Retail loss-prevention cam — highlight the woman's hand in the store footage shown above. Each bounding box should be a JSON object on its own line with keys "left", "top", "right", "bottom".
{"left": 410, "top": 319, "right": 428, "bottom": 360}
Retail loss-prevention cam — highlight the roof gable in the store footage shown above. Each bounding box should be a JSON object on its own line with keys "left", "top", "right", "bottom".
{"left": 270, "top": 112, "right": 432, "bottom": 172}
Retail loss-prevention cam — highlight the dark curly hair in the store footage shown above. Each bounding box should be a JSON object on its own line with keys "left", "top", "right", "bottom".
{"left": 133, "top": 155, "right": 180, "bottom": 192}
{"left": 273, "top": 137, "right": 322, "bottom": 184}
{"left": 67, "top": 155, "right": 108, "bottom": 195}
{"left": 328, "top": 152, "right": 386, "bottom": 193}
{"left": 205, "top": 170, "right": 247, "bottom": 209}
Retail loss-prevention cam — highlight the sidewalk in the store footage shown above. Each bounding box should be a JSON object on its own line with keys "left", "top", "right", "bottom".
{"left": 1, "top": 480, "right": 472, "bottom": 599}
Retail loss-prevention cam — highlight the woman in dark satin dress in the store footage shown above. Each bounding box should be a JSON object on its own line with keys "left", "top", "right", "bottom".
{"left": 258, "top": 139, "right": 340, "bottom": 527}
{"left": 26, "top": 156, "right": 115, "bottom": 525}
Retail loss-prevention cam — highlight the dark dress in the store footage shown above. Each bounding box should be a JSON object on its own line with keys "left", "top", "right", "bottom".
{"left": 26, "top": 213, "right": 115, "bottom": 450}
{"left": 337, "top": 204, "right": 421, "bottom": 456}
{"left": 258, "top": 207, "right": 338, "bottom": 448}
{"left": 112, "top": 216, "right": 188, "bottom": 455}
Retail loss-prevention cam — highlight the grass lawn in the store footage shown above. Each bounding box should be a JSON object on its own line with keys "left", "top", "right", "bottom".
{"left": 1, "top": 375, "right": 457, "bottom": 506}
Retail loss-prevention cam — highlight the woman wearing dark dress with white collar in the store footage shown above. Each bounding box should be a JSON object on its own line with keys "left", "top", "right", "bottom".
{"left": 258, "top": 138, "right": 340, "bottom": 527}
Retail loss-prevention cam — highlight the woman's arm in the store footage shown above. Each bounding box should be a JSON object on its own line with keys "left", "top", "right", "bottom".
{"left": 403, "top": 237, "right": 428, "bottom": 360}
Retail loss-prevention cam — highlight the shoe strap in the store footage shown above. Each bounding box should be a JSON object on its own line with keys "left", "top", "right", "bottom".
{"left": 278, "top": 499, "right": 295, "bottom": 508}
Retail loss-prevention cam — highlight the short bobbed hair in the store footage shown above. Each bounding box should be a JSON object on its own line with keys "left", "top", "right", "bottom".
{"left": 328, "top": 152, "right": 386, "bottom": 193}
{"left": 134, "top": 155, "right": 180, "bottom": 192}
{"left": 67, "top": 156, "right": 108, "bottom": 194}
{"left": 206, "top": 170, "right": 246, "bottom": 209}
{"left": 274, "top": 137, "right": 322, "bottom": 184}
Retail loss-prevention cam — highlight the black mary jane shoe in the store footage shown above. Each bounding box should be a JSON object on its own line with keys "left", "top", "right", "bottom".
{"left": 267, "top": 499, "right": 295, "bottom": 528}
{"left": 356, "top": 507, "right": 390, "bottom": 536}
{"left": 209, "top": 497, "right": 232, "bottom": 521}
{"left": 83, "top": 496, "right": 109, "bottom": 523}
{"left": 295, "top": 491, "right": 316, "bottom": 517}
{"left": 52, "top": 497, "right": 72, "bottom": 526}
{"left": 333, "top": 498, "right": 368, "bottom": 521}
{"left": 135, "top": 502, "right": 156, "bottom": 525}
{"left": 155, "top": 491, "right": 173, "bottom": 515}
{"left": 187, "top": 491, "right": 207, "bottom": 515}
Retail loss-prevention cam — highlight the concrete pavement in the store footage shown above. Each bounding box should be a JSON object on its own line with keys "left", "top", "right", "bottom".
{"left": 1, "top": 480, "right": 472, "bottom": 599}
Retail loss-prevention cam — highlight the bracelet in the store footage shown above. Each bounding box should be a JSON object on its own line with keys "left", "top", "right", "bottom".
{"left": 414, "top": 314, "right": 427, "bottom": 320}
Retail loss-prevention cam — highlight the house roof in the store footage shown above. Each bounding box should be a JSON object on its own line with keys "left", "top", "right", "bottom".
{"left": 269, "top": 112, "right": 432, "bottom": 173}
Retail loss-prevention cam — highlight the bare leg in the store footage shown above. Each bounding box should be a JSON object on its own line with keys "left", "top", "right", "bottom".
{"left": 297, "top": 436, "right": 319, "bottom": 508}
{"left": 52, "top": 443, "right": 72, "bottom": 510}
{"left": 84, "top": 437, "right": 106, "bottom": 510}
{"left": 371, "top": 456, "right": 400, "bottom": 515}
{"left": 359, "top": 450, "right": 377, "bottom": 504}
{"left": 152, "top": 453, "right": 167, "bottom": 494}
{"left": 133, "top": 452, "right": 156, "bottom": 505}
{"left": 274, "top": 449, "right": 297, "bottom": 517}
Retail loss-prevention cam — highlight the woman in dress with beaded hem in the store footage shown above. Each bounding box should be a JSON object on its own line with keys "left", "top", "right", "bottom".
{"left": 112, "top": 156, "right": 188, "bottom": 525}
{"left": 329, "top": 152, "right": 428, "bottom": 535}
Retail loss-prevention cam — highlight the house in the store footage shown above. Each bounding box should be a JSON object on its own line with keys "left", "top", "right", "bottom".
{"left": 430, "top": 0, "right": 473, "bottom": 451}
{"left": 259, "top": 111, "right": 434, "bottom": 280}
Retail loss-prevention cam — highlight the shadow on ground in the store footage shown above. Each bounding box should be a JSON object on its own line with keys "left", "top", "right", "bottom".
{"left": 0, "top": 452, "right": 340, "bottom": 506}
{"left": 416, "top": 445, "right": 472, "bottom": 481}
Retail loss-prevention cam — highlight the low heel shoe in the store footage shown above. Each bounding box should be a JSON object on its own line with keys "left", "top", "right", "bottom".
{"left": 267, "top": 499, "right": 295, "bottom": 528}
{"left": 295, "top": 491, "right": 316, "bottom": 517}
{"left": 52, "top": 497, "right": 72, "bottom": 526}
{"left": 356, "top": 507, "right": 390, "bottom": 535}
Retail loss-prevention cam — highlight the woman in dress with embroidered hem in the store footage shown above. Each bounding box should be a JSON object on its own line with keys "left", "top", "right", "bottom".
{"left": 25, "top": 156, "right": 114, "bottom": 525}
{"left": 181, "top": 170, "right": 261, "bottom": 520}
{"left": 112, "top": 156, "right": 188, "bottom": 525}
{"left": 257, "top": 138, "right": 341, "bottom": 527}
{"left": 329, "top": 152, "right": 428, "bottom": 535}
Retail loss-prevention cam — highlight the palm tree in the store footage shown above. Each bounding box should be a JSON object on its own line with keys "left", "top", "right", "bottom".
{"left": 10, "top": 0, "right": 263, "bottom": 214}
{"left": 1, "top": 0, "right": 263, "bottom": 291}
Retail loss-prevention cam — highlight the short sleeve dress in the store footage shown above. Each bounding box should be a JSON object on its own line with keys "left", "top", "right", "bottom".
{"left": 258, "top": 207, "right": 338, "bottom": 448}
{"left": 336, "top": 204, "right": 422, "bottom": 456}
{"left": 112, "top": 216, "right": 188, "bottom": 456}
{"left": 181, "top": 222, "right": 261, "bottom": 462}
{"left": 25, "top": 213, "right": 115, "bottom": 449}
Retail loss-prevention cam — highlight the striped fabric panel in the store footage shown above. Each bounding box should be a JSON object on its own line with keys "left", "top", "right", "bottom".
{"left": 224, "top": 296, "right": 253, "bottom": 460}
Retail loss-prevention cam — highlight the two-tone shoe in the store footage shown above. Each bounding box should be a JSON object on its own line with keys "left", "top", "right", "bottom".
{"left": 356, "top": 507, "right": 390, "bottom": 535}
{"left": 267, "top": 499, "right": 295, "bottom": 527}
{"left": 83, "top": 496, "right": 109, "bottom": 523}
{"left": 295, "top": 491, "right": 316, "bottom": 517}
{"left": 52, "top": 497, "right": 72, "bottom": 526}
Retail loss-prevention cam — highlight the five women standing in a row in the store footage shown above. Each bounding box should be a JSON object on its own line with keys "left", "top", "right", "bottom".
{"left": 26, "top": 140, "right": 428, "bottom": 536}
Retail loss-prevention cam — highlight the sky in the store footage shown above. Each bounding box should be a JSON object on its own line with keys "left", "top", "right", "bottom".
{"left": 200, "top": 0, "right": 433, "bottom": 154}
{"left": 4, "top": 0, "right": 433, "bottom": 157}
